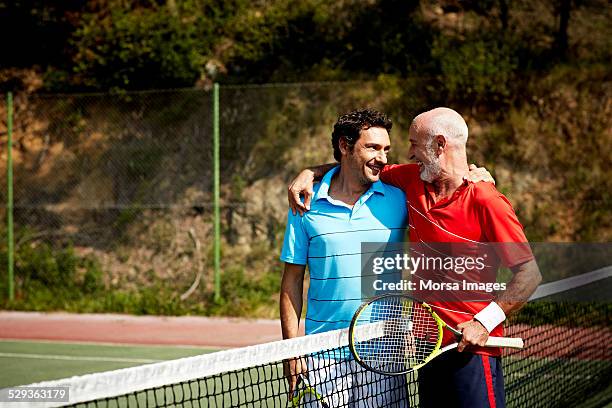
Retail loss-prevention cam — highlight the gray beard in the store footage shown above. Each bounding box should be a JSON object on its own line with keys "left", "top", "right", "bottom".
{"left": 419, "top": 148, "right": 442, "bottom": 183}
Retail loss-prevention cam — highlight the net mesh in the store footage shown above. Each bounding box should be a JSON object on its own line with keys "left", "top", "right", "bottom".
{"left": 12, "top": 267, "right": 612, "bottom": 408}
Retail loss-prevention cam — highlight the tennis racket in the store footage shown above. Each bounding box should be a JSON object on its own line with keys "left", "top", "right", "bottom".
{"left": 348, "top": 294, "right": 524, "bottom": 375}
{"left": 290, "top": 374, "right": 329, "bottom": 408}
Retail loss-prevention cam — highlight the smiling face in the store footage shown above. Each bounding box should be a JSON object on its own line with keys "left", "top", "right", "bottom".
{"left": 342, "top": 126, "right": 391, "bottom": 186}
{"left": 408, "top": 124, "right": 441, "bottom": 183}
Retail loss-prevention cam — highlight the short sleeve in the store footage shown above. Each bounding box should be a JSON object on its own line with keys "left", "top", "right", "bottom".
{"left": 380, "top": 164, "right": 418, "bottom": 190}
{"left": 280, "top": 209, "right": 309, "bottom": 265}
{"left": 479, "top": 193, "right": 534, "bottom": 268}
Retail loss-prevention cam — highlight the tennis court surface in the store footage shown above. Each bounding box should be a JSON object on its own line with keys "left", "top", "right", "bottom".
{"left": 0, "top": 341, "right": 216, "bottom": 389}
{"left": 2, "top": 267, "right": 610, "bottom": 408}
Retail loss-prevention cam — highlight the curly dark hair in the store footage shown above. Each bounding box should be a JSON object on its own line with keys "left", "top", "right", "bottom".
{"left": 331, "top": 108, "right": 392, "bottom": 161}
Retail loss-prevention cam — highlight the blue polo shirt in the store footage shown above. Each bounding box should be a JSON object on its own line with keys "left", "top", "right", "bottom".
{"left": 281, "top": 166, "right": 407, "bottom": 335}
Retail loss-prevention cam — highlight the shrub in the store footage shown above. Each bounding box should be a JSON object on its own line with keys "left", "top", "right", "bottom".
{"left": 432, "top": 33, "right": 519, "bottom": 106}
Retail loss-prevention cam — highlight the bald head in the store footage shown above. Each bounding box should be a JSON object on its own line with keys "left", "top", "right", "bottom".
{"left": 412, "top": 107, "right": 468, "bottom": 147}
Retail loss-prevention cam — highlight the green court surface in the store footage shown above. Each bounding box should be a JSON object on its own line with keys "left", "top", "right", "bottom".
{"left": 0, "top": 340, "right": 217, "bottom": 388}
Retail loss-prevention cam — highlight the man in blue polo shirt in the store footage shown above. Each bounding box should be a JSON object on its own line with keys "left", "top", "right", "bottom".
{"left": 280, "top": 109, "right": 408, "bottom": 407}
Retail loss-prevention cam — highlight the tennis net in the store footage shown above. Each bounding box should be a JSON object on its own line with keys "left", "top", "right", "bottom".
{"left": 4, "top": 266, "right": 611, "bottom": 408}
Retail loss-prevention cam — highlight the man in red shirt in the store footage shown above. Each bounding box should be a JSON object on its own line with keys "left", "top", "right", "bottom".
{"left": 288, "top": 107, "right": 541, "bottom": 407}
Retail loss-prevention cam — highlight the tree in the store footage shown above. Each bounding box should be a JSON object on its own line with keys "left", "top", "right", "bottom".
{"left": 553, "top": 0, "right": 572, "bottom": 59}
{"left": 0, "top": 1, "right": 82, "bottom": 69}
{"left": 66, "top": 0, "right": 220, "bottom": 90}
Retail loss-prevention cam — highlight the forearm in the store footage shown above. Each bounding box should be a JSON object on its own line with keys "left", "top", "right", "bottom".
{"left": 280, "top": 268, "right": 305, "bottom": 339}
{"left": 280, "top": 290, "right": 302, "bottom": 339}
{"left": 473, "top": 259, "right": 541, "bottom": 334}
{"left": 496, "top": 259, "right": 542, "bottom": 315}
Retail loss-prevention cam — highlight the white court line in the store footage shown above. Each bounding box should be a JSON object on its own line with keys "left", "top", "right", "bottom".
{"left": 0, "top": 352, "right": 160, "bottom": 364}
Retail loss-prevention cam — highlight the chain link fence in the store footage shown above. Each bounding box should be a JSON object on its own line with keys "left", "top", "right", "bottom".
{"left": 1, "top": 78, "right": 608, "bottom": 316}
{"left": 0, "top": 82, "right": 421, "bottom": 316}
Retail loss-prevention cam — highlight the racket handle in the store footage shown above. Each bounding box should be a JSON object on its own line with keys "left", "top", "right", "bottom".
{"left": 484, "top": 336, "right": 524, "bottom": 349}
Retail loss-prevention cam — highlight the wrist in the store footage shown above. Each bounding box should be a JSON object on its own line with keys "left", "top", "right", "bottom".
{"left": 474, "top": 301, "right": 506, "bottom": 333}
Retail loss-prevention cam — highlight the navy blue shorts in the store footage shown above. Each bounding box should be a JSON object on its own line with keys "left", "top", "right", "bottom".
{"left": 418, "top": 351, "right": 505, "bottom": 408}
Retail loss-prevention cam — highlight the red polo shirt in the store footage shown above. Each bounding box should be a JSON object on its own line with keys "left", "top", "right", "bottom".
{"left": 381, "top": 164, "right": 534, "bottom": 356}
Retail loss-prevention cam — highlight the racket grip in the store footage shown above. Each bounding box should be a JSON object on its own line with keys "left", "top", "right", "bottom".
{"left": 484, "top": 336, "right": 524, "bottom": 349}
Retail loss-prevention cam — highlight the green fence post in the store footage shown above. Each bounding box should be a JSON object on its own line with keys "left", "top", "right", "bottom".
{"left": 213, "top": 83, "right": 221, "bottom": 302}
{"left": 6, "top": 92, "right": 14, "bottom": 301}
